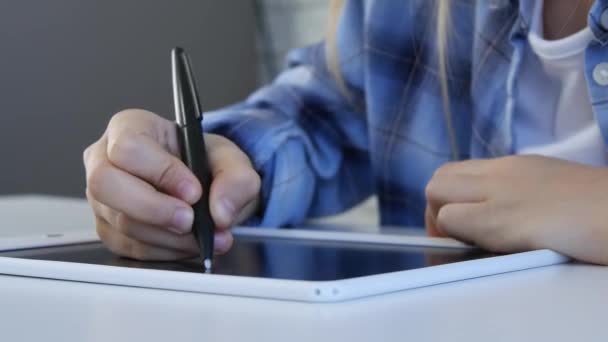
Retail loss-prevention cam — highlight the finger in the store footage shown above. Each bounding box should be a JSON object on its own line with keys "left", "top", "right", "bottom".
{"left": 213, "top": 230, "right": 234, "bottom": 255}
{"left": 233, "top": 198, "right": 261, "bottom": 226}
{"left": 106, "top": 129, "right": 202, "bottom": 204}
{"left": 436, "top": 202, "right": 487, "bottom": 245}
{"left": 426, "top": 171, "right": 487, "bottom": 205}
{"left": 209, "top": 169, "right": 261, "bottom": 229}
{"left": 113, "top": 212, "right": 235, "bottom": 255}
{"left": 107, "top": 109, "right": 181, "bottom": 155}
{"left": 83, "top": 135, "right": 108, "bottom": 176}
{"left": 425, "top": 172, "right": 487, "bottom": 224}
{"left": 109, "top": 210, "right": 198, "bottom": 254}
{"left": 87, "top": 155, "right": 194, "bottom": 233}
{"left": 92, "top": 195, "right": 234, "bottom": 255}
{"left": 88, "top": 192, "right": 192, "bottom": 246}
{"left": 434, "top": 159, "right": 489, "bottom": 177}
{"left": 425, "top": 205, "right": 448, "bottom": 237}
{"left": 206, "top": 135, "right": 261, "bottom": 229}
{"left": 96, "top": 217, "right": 193, "bottom": 261}
{"left": 425, "top": 159, "right": 489, "bottom": 217}
{"left": 86, "top": 188, "right": 115, "bottom": 224}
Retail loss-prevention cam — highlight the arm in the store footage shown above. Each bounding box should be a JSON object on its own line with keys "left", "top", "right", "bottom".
{"left": 205, "top": 0, "right": 370, "bottom": 226}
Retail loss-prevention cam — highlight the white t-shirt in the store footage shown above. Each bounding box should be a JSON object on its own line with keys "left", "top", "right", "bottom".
{"left": 514, "top": 0, "right": 608, "bottom": 166}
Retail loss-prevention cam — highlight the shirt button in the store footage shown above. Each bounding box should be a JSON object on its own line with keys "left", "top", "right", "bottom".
{"left": 593, "top": 63, "right": 608, "bottom": 86}
{"left": 602, "top": 9, "right": 608, "bottom": 30}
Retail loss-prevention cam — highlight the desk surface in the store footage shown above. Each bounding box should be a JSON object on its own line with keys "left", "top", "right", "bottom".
{"left": 0, "top": 195, "right": 607, "bottom": 342}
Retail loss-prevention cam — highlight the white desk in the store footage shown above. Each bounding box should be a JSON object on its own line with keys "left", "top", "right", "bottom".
{"left": 0, "top": 195, "right": 607, "bottom": 342}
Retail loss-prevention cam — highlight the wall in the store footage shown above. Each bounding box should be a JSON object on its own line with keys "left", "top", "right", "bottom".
{"left": 0, "top": 1, "right": 257, "bottom": 197}
{"left": 255, "top": 0, "right": 329, "bottom": 83}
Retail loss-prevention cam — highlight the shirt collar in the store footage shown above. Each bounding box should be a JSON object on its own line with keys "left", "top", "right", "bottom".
{"left": 517, "top": 0, "right": 608, "bottom": 44}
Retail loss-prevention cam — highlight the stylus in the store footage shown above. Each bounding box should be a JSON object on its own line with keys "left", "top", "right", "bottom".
{"left": 171, "top": 47, "right": 214, "bottom": 272}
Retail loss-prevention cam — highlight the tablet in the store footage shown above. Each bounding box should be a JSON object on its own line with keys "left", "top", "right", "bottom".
{"left": 0, "top": 195, "right": 98, "bottom": 250}
{"left": 0, "top": 228, "right": 569, "bottom": 302}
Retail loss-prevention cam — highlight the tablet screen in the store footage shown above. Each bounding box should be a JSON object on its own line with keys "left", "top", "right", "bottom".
{"left": 0, "top": 235, "right": 497, "bottom": 281}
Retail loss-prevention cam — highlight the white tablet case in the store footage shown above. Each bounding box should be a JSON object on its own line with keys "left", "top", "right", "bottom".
{"left": 0, "top": 228, "right": 569, "bottom": 302}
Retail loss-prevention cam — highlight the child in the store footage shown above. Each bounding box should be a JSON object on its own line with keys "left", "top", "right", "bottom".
{"left": 83, "top": 0, "right": 608, "bottom": 264}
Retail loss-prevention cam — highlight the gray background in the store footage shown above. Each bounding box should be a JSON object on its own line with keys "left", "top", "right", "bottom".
{"left": 0, "top": 1, "right": 257, "bottom": 197}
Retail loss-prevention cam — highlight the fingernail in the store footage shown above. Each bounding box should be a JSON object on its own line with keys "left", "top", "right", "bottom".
{"left": 215, "top": 198, "right": 236, "bottom": 227}
{"left": 168, "top": 226, "right": 186, "bottom": 235}
{"left": 178, "top": 181, "right": 198, "bottom": 203}
{"left": 173, "top": 207, "right": 193, "bottom": 232}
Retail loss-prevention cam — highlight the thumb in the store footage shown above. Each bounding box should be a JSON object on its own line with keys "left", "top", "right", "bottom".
{"left": 206, "top": 134, "right": 261, "bottom": 229}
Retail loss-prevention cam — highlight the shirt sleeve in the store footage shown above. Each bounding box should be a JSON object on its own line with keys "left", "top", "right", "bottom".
{"left": 204, "top": 0, "right": 370, "bottom": 227}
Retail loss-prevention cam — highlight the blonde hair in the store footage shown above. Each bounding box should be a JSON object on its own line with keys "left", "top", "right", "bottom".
{"left": 326, "top": 0, "right": 459, "bottom": 159}
{"left": 326, "top": 0, "right": 352, "bottom": 103}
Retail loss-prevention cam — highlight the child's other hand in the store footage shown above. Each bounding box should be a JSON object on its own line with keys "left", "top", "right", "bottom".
{"left": 83, "top": 109, "right": 261, "bottom": 261}
{"left": 425, "top": 155, "right": 608, "bottom": 265}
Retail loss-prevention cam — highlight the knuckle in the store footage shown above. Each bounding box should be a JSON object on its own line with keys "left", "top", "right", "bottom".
{"left": 82, "top": 145, "right": 92, "bottom": 165}
{"left": 95, "top": 218, "right": 109, "bottom": 241}
{"left": 83, "top": 140, "right": 104, "bottom": 171}
{"left": 210, "top": 134, "right": 248, "bottom": 161}
{"left": 426, "top": 163, "right": 452, "bottom": 196}
{"left": 107, "top": 131, "right": 138, "bottom": 165}
{"left": 109, "top": 109, "right": 164, "bottom": 135}
{"left": 435, "top": 161, "right": 462, "bottom": 177}
{"left": 107, "top": 111, "right": 128, "bottom": 131}
{"left": 241, "top": 167, "right": 261, "bottom": 195}
{"left": 434, "top": 162, "right": 454, "bottom": 177}
{"left": 108, "top": 109, "right": 142, "bottom": 128}
{"left": 95, "top": 219, "right": 147, "bottom": 260}
{"left": 86, "top": 190, "right": 107, "bottom": 220}
{"left": 114, "top": 212, "right": 133, "bottom": 235}
{"left": 156, "top": 159, "right": 181, "bottom": 189}
{"left": 86, "top": 162, "right": 109, "bottom": 197}
{"left": 424, "top": 179, "right": 437, "bottom": 200}
{"left": 426, "top": 161, "right": 462, "bottom": 199}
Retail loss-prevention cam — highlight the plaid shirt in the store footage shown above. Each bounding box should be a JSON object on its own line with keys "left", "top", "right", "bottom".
{"left": 206, "top": 0, "right": 608, "bottom": 228}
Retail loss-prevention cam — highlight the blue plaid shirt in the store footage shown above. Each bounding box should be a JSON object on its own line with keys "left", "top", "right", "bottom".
{"left": 206, "top": 0, "right": 608, "bottom": 228}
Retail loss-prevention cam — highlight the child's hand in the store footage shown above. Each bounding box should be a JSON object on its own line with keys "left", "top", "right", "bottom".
{"left": 83, "top": 109, "right": 261, "bottom": 261}
{"left": 425, "top": 155, "right": 608, "bottom": 265}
